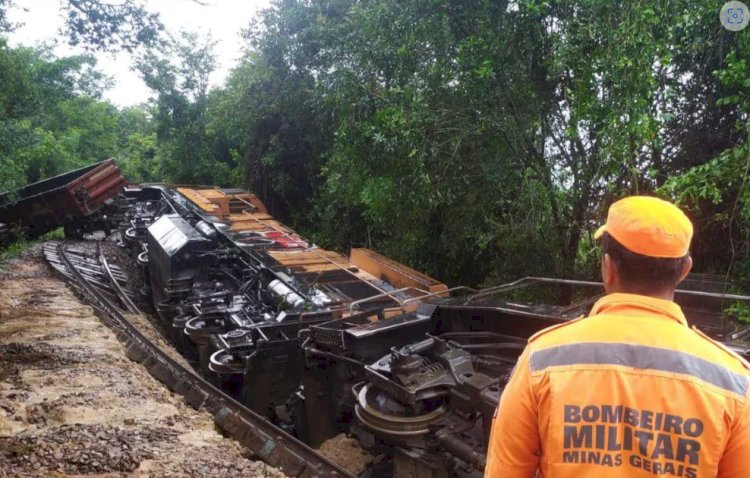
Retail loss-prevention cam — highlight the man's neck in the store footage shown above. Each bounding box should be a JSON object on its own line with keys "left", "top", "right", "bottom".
{"left": 607, "top": 287, "right": 675, "bottom": 302}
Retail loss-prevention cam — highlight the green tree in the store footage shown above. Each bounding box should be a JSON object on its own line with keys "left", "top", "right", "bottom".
{"left": 0, "top": 0, "right": 163, "bottom": 52}
{"left": 136, "top": 32, "right": 238, "bottom": 185}
{"left": 115, "top": 105, "right": 157, "bottom": 183}
{"left": 0, "top": 42, "right": 116, "bottom": 189}
{"left": 229, "top": 0, "right": 750, "bottom": 292}
{"left": 662, "top": 28, "right": 750, "bottom": 283}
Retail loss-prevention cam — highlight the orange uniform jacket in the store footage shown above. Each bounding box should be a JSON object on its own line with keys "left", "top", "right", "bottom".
{"left": 485, "top": 293, "right": 750, "bottom": 478}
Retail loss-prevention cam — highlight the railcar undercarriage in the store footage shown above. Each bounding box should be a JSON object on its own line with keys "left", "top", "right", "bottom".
{"left": 4, "top": 166, "right": 749, "bottom": 477}
{"left": 115, "top": 184, "right": 518, "bottom": 477}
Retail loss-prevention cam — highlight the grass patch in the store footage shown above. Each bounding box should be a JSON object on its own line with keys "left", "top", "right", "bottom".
{"left": 0, "top": 239, "right": 31, "bottom": 261}
{"left": 0, "top": 228, "right": 65, "bottom": 262}
{"left": 727, "top": 302, "right": 750, "bottom": 325}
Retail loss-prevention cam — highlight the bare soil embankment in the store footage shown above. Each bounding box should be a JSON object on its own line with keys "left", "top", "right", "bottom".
{"left": 0, "top": 247, "right": 286, "bottom": 477}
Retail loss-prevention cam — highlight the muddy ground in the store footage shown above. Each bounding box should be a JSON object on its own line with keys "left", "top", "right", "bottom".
{"left": 0, "top": 246, "right": 286, "bottom": 477}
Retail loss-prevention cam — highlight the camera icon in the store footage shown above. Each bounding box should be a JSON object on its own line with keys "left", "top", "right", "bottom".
{"left": 721, "top": 1, "right": 749, "bottom": 31}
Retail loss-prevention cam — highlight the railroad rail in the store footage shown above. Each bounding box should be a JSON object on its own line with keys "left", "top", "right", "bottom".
{"left": 44, "top": 240, "right": 355, "bottom": 478}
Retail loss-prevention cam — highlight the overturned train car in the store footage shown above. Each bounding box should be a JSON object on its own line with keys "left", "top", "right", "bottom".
{"left": 37, "top": 180, "right": 750, "bottom": 477}
{"left": 0, "top": 159, "right": 127, "bottom": 244}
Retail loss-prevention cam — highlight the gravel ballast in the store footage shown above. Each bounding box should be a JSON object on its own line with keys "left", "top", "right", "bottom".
{"left": 0, "top": 247, "right": 286, "bottom": 477}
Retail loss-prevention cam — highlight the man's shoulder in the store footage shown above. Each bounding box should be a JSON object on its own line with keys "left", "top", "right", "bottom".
{"left": 527, "top": 315, "right": 588, "bottom": 346}
{"left": 689, "top": 326, "right": 750, "bottom": 375}
{"left": 524, "top": 309, "right": 750, "bottom": 375}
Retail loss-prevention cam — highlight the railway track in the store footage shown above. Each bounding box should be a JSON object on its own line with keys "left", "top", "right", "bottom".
{"left": 44, "top": 240, "right": 354, "bottom": 478}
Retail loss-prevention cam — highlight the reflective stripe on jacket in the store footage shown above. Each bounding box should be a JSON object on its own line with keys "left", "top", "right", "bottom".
{"left": 484, "top": 293, "right": 750, "bottom": 478}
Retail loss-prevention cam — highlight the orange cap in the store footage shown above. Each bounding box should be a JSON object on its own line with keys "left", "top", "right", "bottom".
{"left": 594, "top": 196, "right": 693, "bottom": 258}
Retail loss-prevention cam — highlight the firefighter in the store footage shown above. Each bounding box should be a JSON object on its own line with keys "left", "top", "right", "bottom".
{"left": 485, "top": 196, "right": 750, "bottom": 478}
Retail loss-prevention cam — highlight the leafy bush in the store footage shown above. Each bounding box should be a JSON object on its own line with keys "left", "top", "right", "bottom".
{"left": 0, "top": 228, "right": 64, "bottom": 262}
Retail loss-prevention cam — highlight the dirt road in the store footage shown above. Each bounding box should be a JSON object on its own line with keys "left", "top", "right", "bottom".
{"left": 0, "top": 248, "right": 285, "bottom": 477}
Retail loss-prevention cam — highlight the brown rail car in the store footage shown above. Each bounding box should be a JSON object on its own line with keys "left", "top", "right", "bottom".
{"left": 0, "top": 159, "right": 126, "bottom": 242}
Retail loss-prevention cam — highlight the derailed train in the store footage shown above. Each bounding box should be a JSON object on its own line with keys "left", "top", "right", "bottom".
{"left": 5, "top": 161, "right": 749, "bottom": 477}
{"left": 107, "top": 184, "right": 576, "bottom": 477}
{"left": 101, "top": 183, "right": 750, "bottom": 477}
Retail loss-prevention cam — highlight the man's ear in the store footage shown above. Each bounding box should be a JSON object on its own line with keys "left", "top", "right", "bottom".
{"left": 677, "top": 256, "right": 693, "bottom": 284}
{"left": 602, "top": 253, "right": 616, "bottom": 292}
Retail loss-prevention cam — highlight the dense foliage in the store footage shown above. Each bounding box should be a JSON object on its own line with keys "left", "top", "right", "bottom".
{"left": 0, "top": 39, "right": 134, "bottom": 192}
{"left": 1, "top": 0, "right": 748, "bottom": 291}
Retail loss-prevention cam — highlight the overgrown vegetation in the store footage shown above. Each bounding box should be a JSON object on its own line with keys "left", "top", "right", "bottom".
{"left": 0, "top": 228, "right": 64, "bottom": 262}
{"left": 1, "top": 0, "right": 748, "bottom": 290}
{"left": 0, "top": 39, "right": 151, "bottom": 193}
